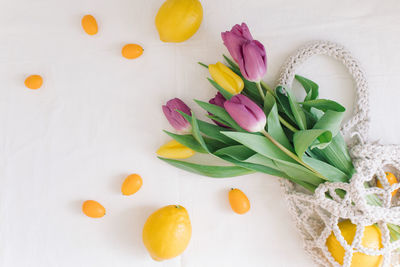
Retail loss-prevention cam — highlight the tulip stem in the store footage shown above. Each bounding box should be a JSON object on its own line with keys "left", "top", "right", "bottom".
{"left": 256, "top": 82, "right": 265, "bottom": 100}
{"left": 278, "top": 116, "right": 298, "bottom": 132}
{"left": 260, "top": 81, "right": 276, "bottom": 96}
{"left": 260, "top": 129, "right": 327, "bottom": 181}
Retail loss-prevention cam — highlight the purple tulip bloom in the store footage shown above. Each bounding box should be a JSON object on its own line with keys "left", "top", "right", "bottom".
{"left": 208, "top": 92, "right": 229, "bottom": 128}
{"left": 224, "top": 94, "right": 266, "bottom": 132}
{"left": 162, "top": 98, "right": 192, "bottom": 133}
{"left": 221, "top": 23, "right": 267, "bottom": 82}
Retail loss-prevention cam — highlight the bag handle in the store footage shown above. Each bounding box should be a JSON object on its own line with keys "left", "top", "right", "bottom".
{"left": 277, "top": 41, "right": 370, "bottom": 142}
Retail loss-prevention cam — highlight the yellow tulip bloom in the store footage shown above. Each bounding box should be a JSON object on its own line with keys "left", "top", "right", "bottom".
{"left": 209, "top": 62, "right": 244, "bottom": 95}
{"left": 156, "top": 140, "right": 195, "bottom": 159}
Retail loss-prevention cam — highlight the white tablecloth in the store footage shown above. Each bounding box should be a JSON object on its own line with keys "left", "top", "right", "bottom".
{"left": 1, "top": 0, "right": 400, "bottom": 266}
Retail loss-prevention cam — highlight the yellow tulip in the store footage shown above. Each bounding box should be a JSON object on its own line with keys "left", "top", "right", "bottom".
{"left": 155, "top": 0, "right": 203, "bottom": 43}
{"left": 156, "top": 140, "right": 195, "bottom": 159}
{"left": 209, "top": 62, "right": 244, "bottom": 95}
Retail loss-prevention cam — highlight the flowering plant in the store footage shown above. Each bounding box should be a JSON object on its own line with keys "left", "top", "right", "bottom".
{"left": 157, "top": 22, "right": 400, "bottom": 262}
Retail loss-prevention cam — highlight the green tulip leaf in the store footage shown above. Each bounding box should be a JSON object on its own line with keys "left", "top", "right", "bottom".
{"left": 313, "top": 110, "right": 344, "bottom": 137}
{"left": 275, "top": 86, "right": 296, "bottom": 125}
{"left": 293, "top": 129, "right": 333, "bottom": 158}
{"left": 158, "top": 157, "right": 255, "bottom": 178}
{"left": 282, "top": 87, "right": 307, "bottom": 130}
{"left": 219, "top": 155, "right": 290, "bottom": 179}
{"left": 223, "top": 55, "right": 240, "bottom": 73}
{"left": 195, "top": 100, "right": 244, "bottom": 131}
{"left": 221, "top": 131, "right": 296, "bottom": 163}
{"left": 311, "top": 134, "right": 355, "bottom": 176}
{"left": 272, "top": 159, "right": 326, "bottom": 185}
{"left": 301, "top": 99, "right": 346, "bottom": 112}
{"left": 207, "top": 78, "right": 233, "bottom": 100}
{"left": 295, "top": 75, "right": 319, "bottom": 102}
{"left": 190, "top": 111, "right": 209, "bottom": 153}
{"left": 264, "top": 92, "right": 292, "bottom": 151}
{"left": 302, "top": 156, "right": 348, "bottom": 182}
{"left": 244, "top": 154, "right": 318, "bottom": 191}
{"left": 179, "top": 112, "right": 236, "bottom": 145}
{"left": 214, "top": 145, "right": 256, "bottom": 161}
{"left": 163, "top": 131, "right": 207, "bottom": 153}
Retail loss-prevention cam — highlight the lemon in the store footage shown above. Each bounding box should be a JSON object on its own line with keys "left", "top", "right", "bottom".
{"left": 155, "top": 0, "right": 203, "bottom": 43}
{"left": 142, "top": 205, "right": 191, "bottom": 261}
{"left": 326, "top": 220, "right": 383, "bottom": 267}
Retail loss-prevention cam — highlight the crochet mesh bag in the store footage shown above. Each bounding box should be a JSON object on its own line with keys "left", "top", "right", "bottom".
{"left": 277, "top": 41, "right": 400, "bottom": 267}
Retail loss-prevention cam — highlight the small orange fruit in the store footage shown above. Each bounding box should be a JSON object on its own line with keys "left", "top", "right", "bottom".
{"left": 228, "top": 188, "right": 250, "bottom": 214}
{"left": 24, "top": 75, "right": 43, "bottom": 89}
{"left": 121, "top": 44, "right": 143, "bottom": 59}
{"left": 81, "top": 15, "right": 98, "bottom": 35}
{"left": 121, "top": 174, "right": 143, "bottom": 196}
{"left": 377, "top": 172, "right": 398, "bottom": 196}
{"left": 82, "top": 200, "right": 105, "bottom": 218}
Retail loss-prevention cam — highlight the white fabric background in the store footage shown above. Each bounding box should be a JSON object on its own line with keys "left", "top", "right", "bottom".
{"left": 0, "top": 0, "right": 399, "bottom": 266}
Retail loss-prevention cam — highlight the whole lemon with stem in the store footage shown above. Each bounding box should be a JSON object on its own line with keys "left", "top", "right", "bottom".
{"left": 326, "top": 220, "right": 382, "bottom": 267}
{"left": 142, "top": 205, "right": 191, "bottom": 261}
{"left": 155, "top": 0, "right": 203, "bottom": 43}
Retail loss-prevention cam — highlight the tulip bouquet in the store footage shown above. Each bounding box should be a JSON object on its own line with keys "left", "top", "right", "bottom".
{"left": 157, "top": 22, "right": 400, "bottom": 252}
{"left": 158, "top": 23, "right": 354, "bottom": 192}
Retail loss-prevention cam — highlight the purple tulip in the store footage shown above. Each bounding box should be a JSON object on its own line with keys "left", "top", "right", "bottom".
{"left": 221, "top": 23, "right": 267, "bottom": 82}
{"left": 224, "top": 94, "right": 266, "bottom": 132}
{"left": 162, "top": 98, "right": 192, "bottom": 133}
{"left": 208, "top": 92, "right": 229, "bottom": 128}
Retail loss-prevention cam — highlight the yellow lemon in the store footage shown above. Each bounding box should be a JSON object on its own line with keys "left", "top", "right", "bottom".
{"left": 326, "top": 220, "right": 382, "bottom": 267}
{"left": 142, "top": 205, "right": 191, "bottom": 261}
{"left": 155, "top": 0, "right": 203, "bottom": 43}
{"left": 377, "top": 172, "right": 398, "bottom": 197}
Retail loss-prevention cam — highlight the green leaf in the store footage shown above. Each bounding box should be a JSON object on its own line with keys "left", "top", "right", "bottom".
{"left": 221, "top": 131, "right": 296, "bottom": 163}
{"left": 313, "top": 110, "right": 344, "bottom": 137}
{"left": 163, "top": 131, "right": 207, "bottom": 153}
{"left": 283, "top": 87, "right": 307, "bottom": 130}
{"left": 220, "top": 155, "right": 290, "bottom": 179}
{"left": 273, "top": 159, "right": 326, "bottom": 185}
{"left": 205, "top": 115, "right": 230, "bottom": 127}
{"left": 207, "top": 78, "right": 234, "bottom": 100}
{"left": 190, "top": 112, "right": 209, "bottom": 152}
{"left": 293, "top": 129, "right": 332, "bottom": 158}
{"left": 244, "top": 154, "right": 318, "bottom": 191}
{"left": 159, "top": 157, "right": 255, "bottom": 178}
{"left": 264, "top": 92, "right": 292, "bottom": 151}
{"left": 275, "top": 86, "right": 296, "bottom": 125}
{"left": 223, "top": 54, "right": 240, "bottom": 72}
{"left": 198, "top": 62, "right": 208, "bottom": 68}
{"left": 195, "top": 100, "right": 244, "bottom": 131}
{"left": 295, "top": 75, "right": 319, "bottom": 101}
{"left": 203, "top": 137, "right": 227, "bottom": 153}
{"left": 214, "top": 145, "right": 256, "bottom": 161}
{"left": 301, "top": 99, "right": 345, "bottom": 112}
{"left": 180, "top": 112, "right": 236, "bottom": 144}
{"left": 303, "top": 156, "right": 349, "bottom": 182}
{"left": 312, "top": 134, "right": 355, "bottom": 176}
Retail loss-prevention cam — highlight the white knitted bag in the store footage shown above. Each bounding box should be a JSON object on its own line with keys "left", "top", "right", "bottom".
{"left": 277, "top": 41, "right": 400, "bottom": 267}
